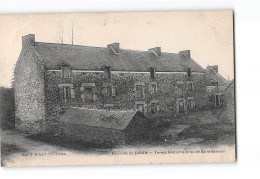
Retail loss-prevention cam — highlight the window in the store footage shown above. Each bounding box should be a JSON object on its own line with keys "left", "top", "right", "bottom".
{"left": 62, "top": 66, "right": 70, "bottom": 78}
{"left": 104, "top": 66, "right": 111, "bottom": 79}
{"left": 136, "top": 85, "right": 143, "bottom": 98}
{"left": 151, "top": 84, "right": 157, "bottom": 94}
{"left": 63, "top": 87, "right": 70, "bottom": 99}
{"left": 111, "top": 86, "right": 116, "bottom": 96}
{"left": 102, "top": 85, "right": 116, "bottom": 97}
{"left": 206, "top": 86, "right": 215, "bottom": 93}
{"left": 107, "top": 86, "right": 112, "bottom": 96}
{"left": 187, "top": 68, "right": 191, "bottom": 77}
{"left": 178, "top": 85, "right": 183, "bottom": 97}
{"left": 187, "top": 98, "right": 195, "bottom": 109}
{"left": 137, "top": 104, "right": 144, "bottom": 113}
{"left": 150, "top": 68, "right": 156, "bottom": 79}
{"left": 151, "top": 103, "right": 158, "bottom": 114}
{"left": 59, "top": 84, "right": 75, "bottom": 107}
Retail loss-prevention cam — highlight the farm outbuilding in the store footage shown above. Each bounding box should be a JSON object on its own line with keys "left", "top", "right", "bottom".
{"left": 56, "top": 107, "right": 150, "bottom": 144}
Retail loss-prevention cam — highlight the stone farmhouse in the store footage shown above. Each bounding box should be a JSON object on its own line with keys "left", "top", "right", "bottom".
{"left": 205, "top": 65, "right": 229, "bottom": 108}
{"left": 14, "top": 34, "right": 224, "bottom": 134}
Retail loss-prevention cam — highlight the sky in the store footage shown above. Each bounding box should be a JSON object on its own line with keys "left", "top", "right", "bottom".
{"left": 0, "top": 10, "right": 234, "bottom": 87}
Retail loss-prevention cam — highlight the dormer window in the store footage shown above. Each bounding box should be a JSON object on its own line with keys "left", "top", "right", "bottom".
{"left": 107, "top": 43, "right": 120, "bottom": 54}
{"left": 104, "top": 66, "right": 111, "bottom": 79}
{"left": 150, "top": 68, "right": 156, "bottom": 79}
{"left": 187, "top": 68, "right": 191, "bottom": 78}
{"left": 61, "top": 65, "right": 70, "bottom": 78}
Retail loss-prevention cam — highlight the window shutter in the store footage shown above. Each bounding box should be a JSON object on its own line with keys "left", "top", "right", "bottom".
{"left": 157, "top": 103, "right": 160, "bottom": 111}
{"left": 149, "top": 84, "right": 152, "bottom": 93}
{"left": 142, "top": 85, "right": 145, "bottom": 98}
{"left": 59, "top": 87, "right": 64, "bottom": 99}
{"left": 192, "top": 84, "right": 195, "bottom": 91}
{"left": 70, "top": 87, "right": 75, "bottom": 98}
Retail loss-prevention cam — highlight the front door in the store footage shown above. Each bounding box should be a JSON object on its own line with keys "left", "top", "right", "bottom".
{"left": 178, "top": 100, "right": 184, "bottom": 114}
{"left": 84, "top": 88, "right": 93, "bottom": 102}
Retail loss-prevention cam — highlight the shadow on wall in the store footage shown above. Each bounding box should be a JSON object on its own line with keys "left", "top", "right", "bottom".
{"left": 0, "top": 87, "right": 15, "bottom": 130}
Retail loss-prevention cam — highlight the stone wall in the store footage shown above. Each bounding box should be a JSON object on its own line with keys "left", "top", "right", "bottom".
{"left": 14, "top": 45, "right": 46, "bottom": 134}
{"left": 44, "top": 69, "right": 207, "bottom": 122}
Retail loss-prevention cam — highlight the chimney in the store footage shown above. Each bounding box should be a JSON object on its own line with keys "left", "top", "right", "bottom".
{"left": 179, "top": 50, "right": 191, "bottom": 58}
{"left": 207, "top": 65, "right": 218, "bottom": 73}
{"left": 22, "top": 34, "right": 35, "bottom": 47}
{"left": 148, "top": 47, "right": 161, "bottom": 56}
{"left": 107, "top": 42, "right": 120, "bottom": 54}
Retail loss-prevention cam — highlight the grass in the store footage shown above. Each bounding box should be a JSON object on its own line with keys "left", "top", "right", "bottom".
{"left": 177, "top": 122, "right": 235, "bottom": 142}
{"left": 0, "top": 87, "right": 15, "bottom": 130}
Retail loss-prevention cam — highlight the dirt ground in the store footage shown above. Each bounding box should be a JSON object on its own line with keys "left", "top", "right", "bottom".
{"left": 1, "top": 109, "right": 236, "bottom": 166}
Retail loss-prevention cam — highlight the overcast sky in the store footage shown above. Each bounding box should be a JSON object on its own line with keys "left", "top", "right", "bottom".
{"left": 0, "top": 10, "right": 233, "bottom": 87}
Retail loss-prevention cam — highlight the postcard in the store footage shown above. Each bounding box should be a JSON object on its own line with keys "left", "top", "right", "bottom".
{"left": 0, "top": 10, "right": 235, "bottom": 167}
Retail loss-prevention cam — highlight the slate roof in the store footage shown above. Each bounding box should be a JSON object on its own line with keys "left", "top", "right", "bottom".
{"left": 225, "top": 80, "right": 235, "bottom": 94}
{"left": 57, "top": 107, "right": 144, "bottom": 130}
{"left": 34, "top": 42, "right": 204, "bottom": 72}
{"left": 205, "top": 67, "right": 228, "bottom": 86}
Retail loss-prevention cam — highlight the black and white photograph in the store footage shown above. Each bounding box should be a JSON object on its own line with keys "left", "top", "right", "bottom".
{"left": 0, "top": 10, "right": 236, "bottom": 167}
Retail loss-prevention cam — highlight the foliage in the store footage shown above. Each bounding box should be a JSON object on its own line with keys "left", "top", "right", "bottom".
{"left": 0, "top": 87, "right": 15, "bottom": 129}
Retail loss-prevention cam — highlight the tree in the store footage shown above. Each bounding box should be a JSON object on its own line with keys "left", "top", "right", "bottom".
{"left": 69, "top": 21, "right": 77, "bottom": 45}
{"left": 57, "top": 23, "right": 64, "bottom": 44}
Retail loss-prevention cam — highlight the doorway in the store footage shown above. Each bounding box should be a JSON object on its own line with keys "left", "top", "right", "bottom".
{"left": 84, "top": 88, "right": 93, "bottom": 102}
{"left": 178, "top": 100, "right": 185, "bottom": 114}
{"left": 215, "top": 95, "right": 220, "bottom": 107}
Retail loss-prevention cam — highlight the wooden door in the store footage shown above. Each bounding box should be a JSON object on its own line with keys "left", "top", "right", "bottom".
{"left": 215, "top": 95, "right": 220, "bottom": 107}
{"left": 84, "top": 88, "right": 93, "bottom": 102}
{"left": 178, "top": 100, "right": 184, "bottom": 114}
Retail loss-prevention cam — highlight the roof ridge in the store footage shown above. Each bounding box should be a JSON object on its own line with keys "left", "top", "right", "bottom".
{"left": 36, "top": 42, "right": 182, "bottom": 55}
{"left": 34, "top": 41, "right": 205, "bottom": 72}
{"left": 208, "top": 66, "right": 228, "bottom": 83}
{"left": 36, "top": 42, "right": 108, "bottom": 50}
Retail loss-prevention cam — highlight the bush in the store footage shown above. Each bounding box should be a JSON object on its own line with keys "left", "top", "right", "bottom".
{"left": 178, "top": 123, "right": 229, "bottom": 141}
{"left": 0, "top": 87, "right": 15, "bottom": 130}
